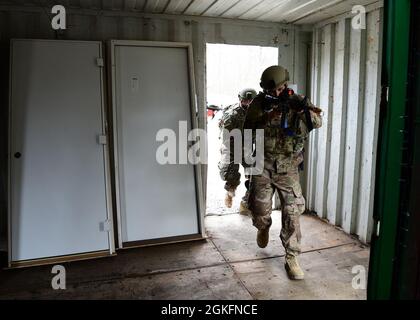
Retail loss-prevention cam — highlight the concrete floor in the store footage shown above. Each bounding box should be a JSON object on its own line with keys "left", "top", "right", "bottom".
{"left": 0, "top": 212, "right": 369, "bottom": 300}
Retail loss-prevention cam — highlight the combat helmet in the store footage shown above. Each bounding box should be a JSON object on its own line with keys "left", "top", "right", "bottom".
{"left": 238, "top": 88, "right": 257, "bottom": 100}
{"left": 260, "top": 65, "right": 289, "bottom": 90}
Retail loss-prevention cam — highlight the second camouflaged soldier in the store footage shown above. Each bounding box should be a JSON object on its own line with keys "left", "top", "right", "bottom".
{"left": 218, "top": 88, "right": 257, "bottom": 215}
{"left": 244, "top": 65, "right": 322, "bottom": 280}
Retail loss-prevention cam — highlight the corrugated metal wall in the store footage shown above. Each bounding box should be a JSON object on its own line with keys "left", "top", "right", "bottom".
{"left": 0, "top": 6, "right": 310, "bottom": 238}
{"left": 305, "top": 7, "right": 383, "bottom": 243}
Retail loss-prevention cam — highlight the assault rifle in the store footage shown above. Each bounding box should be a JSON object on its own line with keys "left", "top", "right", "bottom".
{"left": 261, "top": 88, "right": 321, "bottom": 132}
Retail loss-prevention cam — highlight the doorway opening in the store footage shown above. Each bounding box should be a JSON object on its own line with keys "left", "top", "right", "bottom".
{"left": 205, "top": 43, "right": 278, "bottom": 216}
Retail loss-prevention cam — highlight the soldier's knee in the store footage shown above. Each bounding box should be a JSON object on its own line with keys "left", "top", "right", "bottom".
{"left": 284, "top": 205, "right": 304, "bottom": 216}
{"left": 252, "top": 215, "right": 272, "bottom": 230}
{"left": 248, "top": 186, "right": 273, "bottom": 215}
{"left": 295, "top": 195, "right": 305, "bottom": 214}
{"left": 250, "top": 200, "right": 272, "bottom": 216}
{"left": 284, "top": 204, "right": 297, "bottom": 215}
{"left": 283, "top": 194, "right": 305, "bottom": 215}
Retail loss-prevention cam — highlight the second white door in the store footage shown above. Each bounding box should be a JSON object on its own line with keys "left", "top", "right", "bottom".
{"left": 112, "top": 42, "right": 200, "bottom": 245}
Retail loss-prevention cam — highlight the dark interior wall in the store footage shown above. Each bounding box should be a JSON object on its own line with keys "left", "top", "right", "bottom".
{"left": 0, "top": 6, "right": 307, "bottom": 241}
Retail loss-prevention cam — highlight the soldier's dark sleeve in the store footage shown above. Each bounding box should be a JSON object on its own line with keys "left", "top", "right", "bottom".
{"left": 292, "top": 94, "right": 323, "bottom": 134}
{"left": 218, "top": 109, "right": 241, "bottom": 191}
{"left": 243, "top": 99, "right": 259, "bottom": 130}
{"left": 242, "top": 97, "right": 262, "bottom": 168}
{"left": 305, "top": 96, "right": 322, "bottom": 129}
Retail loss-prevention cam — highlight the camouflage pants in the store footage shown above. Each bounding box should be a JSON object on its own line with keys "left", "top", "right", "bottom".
{"left": 248, "top": 165, "right": 305, "bottom": 257}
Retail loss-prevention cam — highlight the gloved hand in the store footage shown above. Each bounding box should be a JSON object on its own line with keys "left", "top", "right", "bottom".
{"left": 224, "top": 190, "right": 235, "bottom": 208}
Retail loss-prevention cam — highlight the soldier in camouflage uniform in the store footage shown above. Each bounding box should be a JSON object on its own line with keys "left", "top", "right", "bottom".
{"left": 244, "top": 65, "right": 322, "bottom": 280}
{"left": 218, "top": 88, "right": 257, "bottom": 215}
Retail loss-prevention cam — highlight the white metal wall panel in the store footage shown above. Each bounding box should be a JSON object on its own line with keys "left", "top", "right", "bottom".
{"left": 326, "top": 18, "right": 350, "bottom": 227}
{"left": 314, "top": 24, "right": 334, "bottom": 219}
{"left": 9, "top": 39, "right": 113, "bottom": 263}
{"left": 341, "top": 24, "right": 366, "bottom": 235}
{"left": 356, "top": 8, "right": 382, "bottom": 241}
{"left": 306, "top": 29, "right": 322, "bottom": 211}
{"left": 111, "top": 41, "right": 201, "bottom": 245}
{"left": 307, "top": 8, "right": 383, "bottom": 243}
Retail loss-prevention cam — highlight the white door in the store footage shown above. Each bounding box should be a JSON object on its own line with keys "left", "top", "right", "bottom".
{"left": 112, "top": 42, "right": 200, "bottom": 245}
{"left": 9, "top": 40, "right": 113, "bottom": 264}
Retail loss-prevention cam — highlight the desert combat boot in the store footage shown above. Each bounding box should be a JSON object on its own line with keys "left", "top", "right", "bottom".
{"left": 285, "top": 255, "right": 305, "bottom": 280}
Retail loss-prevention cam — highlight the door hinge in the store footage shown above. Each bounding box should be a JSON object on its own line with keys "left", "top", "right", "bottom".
{"left": 99, "top": 219, "right": 112, "bottom": 232}
{"left": 376, "top": 220, "right": 381, "bottom": 237}
{"left": 98, "top": 134, "right": 107, "bottom": 145}
{"left": 96, "top": 58, "right": 104, "bottom": 67}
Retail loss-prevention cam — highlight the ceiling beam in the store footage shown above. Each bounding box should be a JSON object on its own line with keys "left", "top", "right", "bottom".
{"left": 181, "top": 0, "right": 195, "bottom": 14}
{"left": 124, "top": 0, "right": 137, "bottom": 11}
{"left": 200, "top": 0, "right": 218, "bottom": 16}
{"left": 218, "top": 0, "right": 241, "bottom": 17}
{"left": 289, "top": 0, "right": 345, "bottom": 23}
{"left": 236, "top": 0, "right": 265, "bottom": 19}
{"left": 253, "top": 0, "right": 290, "bottom": 20}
